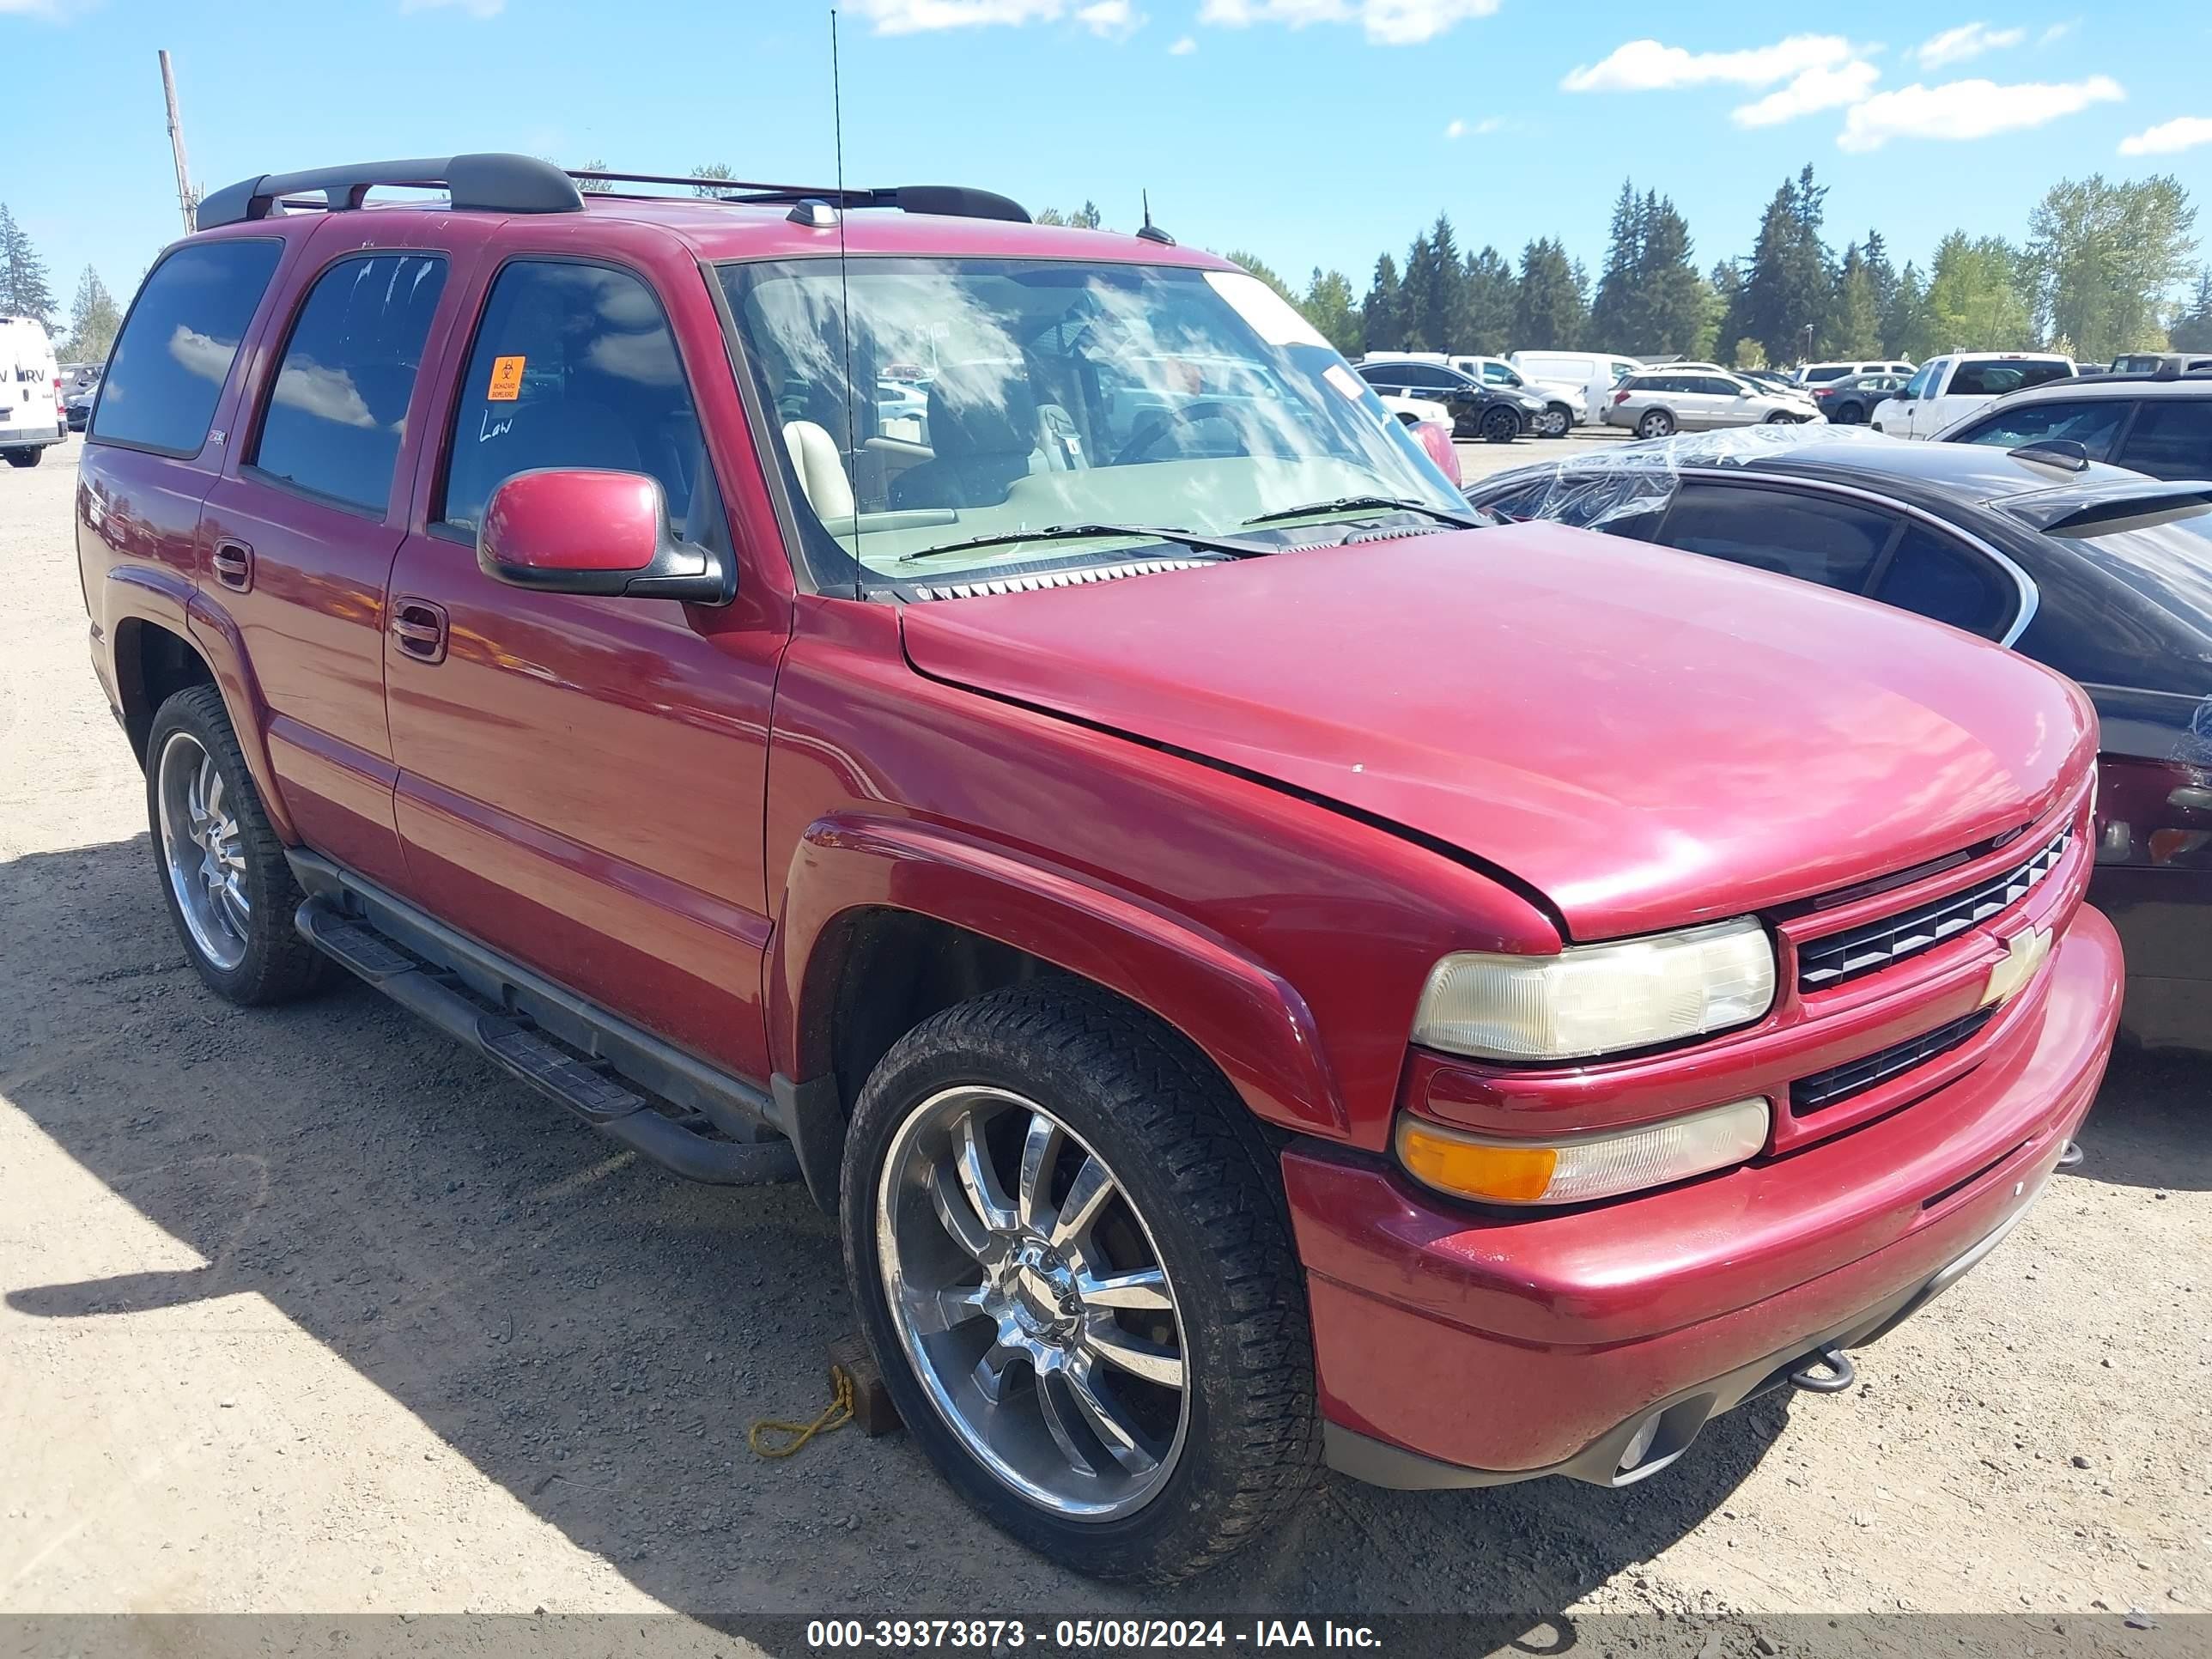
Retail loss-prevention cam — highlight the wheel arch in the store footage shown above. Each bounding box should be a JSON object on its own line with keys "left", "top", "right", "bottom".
{"left": 769, "top": 815, "right": 1346, "bottom": 1207}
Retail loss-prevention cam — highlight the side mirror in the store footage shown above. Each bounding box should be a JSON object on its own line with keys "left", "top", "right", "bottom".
{"left": 478, "top": 468, "right": 730, "bottom": 605}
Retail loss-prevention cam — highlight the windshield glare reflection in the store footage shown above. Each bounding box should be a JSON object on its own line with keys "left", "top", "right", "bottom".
{"left": 719, "top": 258, "right": 1462, "bottom": 586}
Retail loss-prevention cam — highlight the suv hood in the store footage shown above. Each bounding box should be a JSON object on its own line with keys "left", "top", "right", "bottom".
{"left": 898, "top": 524, "right": 2094, "bottom": 939}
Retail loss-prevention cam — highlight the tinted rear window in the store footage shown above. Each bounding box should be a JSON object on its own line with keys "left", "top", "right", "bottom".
{"left": 93, "top": 239, "right": 283, "bottom": 455}
{"left": 2112, "top": 399, "right": 2212, "bottom": 481}
{"left": 2018, "top": 509, "right": 2212, "bottom": 692}
{"left": 1950, "top": 360, "right": 2073, "bottom": 398}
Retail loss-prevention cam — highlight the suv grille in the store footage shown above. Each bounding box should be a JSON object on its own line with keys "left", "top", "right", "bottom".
{"left": 1791, "top": 1008, "right": 1995, "bottom": 1115}
{"left": 1797, "top": 828, "right": 2069, "bottom": 994}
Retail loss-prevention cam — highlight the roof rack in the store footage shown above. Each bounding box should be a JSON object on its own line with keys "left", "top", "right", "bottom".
{"left": 565, "top": 168, "right": 1030, "bottom": 224}
{"left": 198, "top": 155, "right": 583, "bottom": 228}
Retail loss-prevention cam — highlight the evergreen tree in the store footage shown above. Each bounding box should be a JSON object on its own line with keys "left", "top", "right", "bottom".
{"left": 1398, "top": 230, "right": 1438, "bottom": 349}
{"left": 1412, "top": 214, "right": 1467, "bottom": 352}
{"left": 1301, "top": 267, "right": 1362, "bottom": 356}
{"left": 1588, "top": 179, "right": 1645, "bottom": 352}
{"left": 0, "top": 204, "right": 58, "bottom": 331}
{"left": 1738, "top": 165, "right": 1834, "bottom": 367}
{"left": 1886, "top": 260, "right": 1929, "bottom": 360}
{"left": 2172, "top": 269, "right": 2212, "bottom": 352}
{"left": 690, "top": 162, "right": 738, "bottom": 198}
{"left": 1638, "top": 191, "right": 1708, "bottom": 356}
{"left": 1462, "top": 246, "right": 1516, "bottom": 356}
{"left": 64, "top": 266, "right": 122, "bottom": 364}
{"left": 1862, "top": 228, "right": 1898, "bottom": 351}
{"left": 1828, "top": 242, "right": 1883, "bottom": 357}
{"left": 1514, "top": 238, "right": 1585, "bottom": 350}
{"left": 1711, "top": 258, "right": 1750, "bottom": 365}
{"left": 1071, "top": 200, "right": 1103, "bottom": 231}
{"left": 1361, "top": 253, "right": 1403, "bottom": 353}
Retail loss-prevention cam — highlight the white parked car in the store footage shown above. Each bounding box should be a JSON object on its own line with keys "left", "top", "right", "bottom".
{"left": 1795, "top": 358, "right": 1915, "bottom": 386}
{"left": 1509, "top": 349, "right": 1645, "bottom": 427}
{"left": 1601, "top": 367, "right": 1822, "bottom": 437}
{"left": 1870, "top": 353, "right": 2075, "bottom": 440}
{"left": 1, "top": 314, "right": 64, "bottom": 469}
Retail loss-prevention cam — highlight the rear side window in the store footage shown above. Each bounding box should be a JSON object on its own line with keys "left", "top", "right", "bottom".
{"left": 441, "top": 260, "right": 706, "bottom": 533}
{"left": 1869, "top": 524, "right": 2017, "bottom": 639}
{"left": 251, "top": 252, "right": 447, "bottom": 514}
{"left": 1953, "top": 398, "right": 2130, "bottom": 459}
{"left": 2113, "top": 399, "right": 2212, "bottom": 481}
{"left": 92, "top": 239, "right": 283, "bottom": 455}
{"left": 1951, "top": 361, "right": 2072, "bottom": 398}
{"left": 1661, "top": 483, "right": 1896, "bottom": 591}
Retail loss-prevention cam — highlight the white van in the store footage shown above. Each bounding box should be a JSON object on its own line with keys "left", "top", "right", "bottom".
{"left": 1869, "top": 353, "right": 2076, "bottom": 440}
{"left": 1794, "top": 358, "right": 1914, "bottom": 386}
{"left": 1508, "top": 349, "right": 1644, "bottom": 426}
{"left": 1, "top": 315, "right": 64, "bottom": 469}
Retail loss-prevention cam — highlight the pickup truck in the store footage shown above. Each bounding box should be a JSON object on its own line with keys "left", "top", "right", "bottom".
{"left": 76, "top": 154, "right": 2121, "bottom": 1583}
{"left": 1870, "top": 352, "right": 2075, "bottom": 439}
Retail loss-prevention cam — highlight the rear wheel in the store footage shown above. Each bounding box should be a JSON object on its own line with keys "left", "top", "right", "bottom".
{"left": 842, "top": 981, "right": 1319, "bottom": 1583}
{"left": 1637, "top": 408, "right": 1676, "bottom": 440}
{"left": 1830, "top": 400, "right": 1866, "bottom": 425}
{"left": 4, "top": 448, "right": 40, "bottom": 469}
{"left": 145, "top": 685, "right": 333, "bottom": 1005}
{"left": 1480, "top": 405, "right": 1519, "bottom": 444}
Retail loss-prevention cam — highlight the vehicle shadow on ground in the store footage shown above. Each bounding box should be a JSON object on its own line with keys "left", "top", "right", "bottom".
{"left": 18, "top": 834, "right": 2194, "bottom": 1639}
{"left": 2066, "top": 1046, "right": 2210, "bottom": 1194}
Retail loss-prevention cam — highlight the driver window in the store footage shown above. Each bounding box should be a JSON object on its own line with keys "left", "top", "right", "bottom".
{"left": 441, "top": 260, "right": 709, "bottom": 535}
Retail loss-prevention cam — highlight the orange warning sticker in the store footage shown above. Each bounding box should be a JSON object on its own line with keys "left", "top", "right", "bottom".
{"left": 487, "top": 356, "right": 526, "bottom": 402}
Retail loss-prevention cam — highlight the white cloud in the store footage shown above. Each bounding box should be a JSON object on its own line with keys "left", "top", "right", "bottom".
{"left": 398, "top": 0, "right": 502, "bottom": 14}
{"left": 2039, "top": 21, "right": 2076, "bottom": 46}
{"left": 1076, "top": 0, "right": 1142, "bottom": 35}
{"left": 1168, "top": 32, "right": 1195, "bottom": 52}
{"left": 1838, "top": 74, "right": 2123, "bottom": 151}
{"left": 1473, "top": 114, "right": 1503, "bottom": 134}
{"left": 1562, "top": 33, "right": 1859, "bottom": 93}
{"left": 1913, "top": 21, "right": 2024, "bottom": 70}
{"left": 1444, "top": 118, "right": 1467, "bottom": 139}
{"left": 1199, "top": 0, "right": 1498, "bottom": 47}
{"left": 2118, "top": 114, "right": 2212, "bottom": 156}
{"left": 854, "top": 0, "right": 1061, "bottom": 31}
{"left": 1732, "top": 58, "right": 1881, "bottom": 126}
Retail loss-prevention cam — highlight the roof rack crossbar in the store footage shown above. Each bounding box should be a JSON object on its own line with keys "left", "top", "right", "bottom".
{"left": 198, "top": 154, "right": 584, "bottom": 228}
{"left": 565, "top": 168, "right": 1030, "bottom": 224}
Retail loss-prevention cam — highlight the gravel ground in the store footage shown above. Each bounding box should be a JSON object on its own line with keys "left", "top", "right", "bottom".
{"left": 3, "top": 436, "right": 2208, "bottom": 1631}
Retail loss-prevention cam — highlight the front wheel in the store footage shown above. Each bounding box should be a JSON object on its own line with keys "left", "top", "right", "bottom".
{"left": 842, "top": 982, "right": 1319, "bottom": 1583}
{"left": 1637, "top": 408, "right": 1676, "bottom": 440}
{"left": 1480, "top": 405, "right": 1520, "bottom": 444}
{"left": 4, "top": 448, "right": 40, "bottom": 469}
{"left": 1534, "top": 404, "right": 1572, "bottom": 439}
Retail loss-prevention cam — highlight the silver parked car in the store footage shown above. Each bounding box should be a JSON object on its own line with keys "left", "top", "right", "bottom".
{"left": 1601, "top": 368, "right": 1821, "bottom": 438}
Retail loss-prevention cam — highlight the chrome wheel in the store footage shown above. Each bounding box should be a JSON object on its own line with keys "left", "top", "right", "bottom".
{"left": 155, "top": 730, "right": 250, "bottom": 971}
{"left": 876, "top": 1085, "right": 1189, "bottom": 1521}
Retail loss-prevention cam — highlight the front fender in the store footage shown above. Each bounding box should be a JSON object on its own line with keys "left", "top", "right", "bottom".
{"left": 771, "top": 812, "right": 1348, "bottom": 1139}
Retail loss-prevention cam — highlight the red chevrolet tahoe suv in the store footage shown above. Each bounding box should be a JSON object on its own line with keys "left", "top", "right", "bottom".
{"left": 76, "top": 155, "right": 2122, "bottom": 1583}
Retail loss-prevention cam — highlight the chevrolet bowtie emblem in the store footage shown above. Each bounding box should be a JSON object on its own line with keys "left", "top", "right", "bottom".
{"left": 1981, "top": 926, "right": 2052, "bottom": 1009}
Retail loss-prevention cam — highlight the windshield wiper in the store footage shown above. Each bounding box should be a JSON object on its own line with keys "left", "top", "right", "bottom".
{"left": 898, "top": 523, "right": 1273, "bottom": 562}
{"left": 1242, "top": 495, "right": 1492, "bottom": 531}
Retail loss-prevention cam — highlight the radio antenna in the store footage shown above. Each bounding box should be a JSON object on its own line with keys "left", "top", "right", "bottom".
{"left": 831, "top": 7, "right": 861, "bottom": 596}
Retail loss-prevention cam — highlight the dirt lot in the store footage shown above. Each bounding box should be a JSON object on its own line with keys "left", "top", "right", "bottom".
{"left": 3, "top": 436, "right": 2208, "bottom": 1632}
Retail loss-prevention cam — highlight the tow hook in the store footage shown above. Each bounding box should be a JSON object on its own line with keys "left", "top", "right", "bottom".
{"left": 1787, "top": 1344, "right": 1856, "bottom": 1394}
{"left": 2057, "top": 1139, "right": 2084, "bottom": 1170}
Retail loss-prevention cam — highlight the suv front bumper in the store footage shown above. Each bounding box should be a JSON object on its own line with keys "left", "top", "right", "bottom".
{"left": 1284, "top": 903, "right": 2122, "bottom": 1487}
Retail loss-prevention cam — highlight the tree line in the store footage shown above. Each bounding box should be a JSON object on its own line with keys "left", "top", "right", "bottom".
{"left": 1, "top": 202, "right": 124, "bottom": 365}
{"left": 1248, "top": 166, "right": 2204, "bottom": 370}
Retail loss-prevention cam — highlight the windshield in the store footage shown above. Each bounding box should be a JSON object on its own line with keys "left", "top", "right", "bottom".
{"left": 720, "top": 257, "right": 1465, "bottom": 590}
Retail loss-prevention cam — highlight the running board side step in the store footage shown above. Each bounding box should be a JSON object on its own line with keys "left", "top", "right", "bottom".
{"left": 294, "top": 887, "right": 798, "bottom": 1188}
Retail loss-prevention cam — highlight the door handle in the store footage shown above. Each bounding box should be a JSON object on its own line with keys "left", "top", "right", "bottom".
{"left": 211, "top": 539, "right": 254, "bottom": 592}
{"left": 390, "top": 597, "right": 449, "bottom": 665}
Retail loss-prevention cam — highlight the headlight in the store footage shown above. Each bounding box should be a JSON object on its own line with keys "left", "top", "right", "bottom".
{"left": 1412, "top": 918, "right": 1774, "bottom": 1061}
{"left": 1396, "top": 1097, "right": 1771, "bottom": 1206}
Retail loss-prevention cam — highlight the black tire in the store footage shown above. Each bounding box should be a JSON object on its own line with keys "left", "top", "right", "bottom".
{"left": 4, "top": 448, "right": 40, "bottom": 469}
{"left": 1830, "top": 400, "right": 1866, "bottom": 425}
{"left": 1637, "top": 408, "right": 1675, "bottom": 440}
{"left": 842, "top": 981, "right": 1320, "bottom": 1584}
{"left": 1535, "top": 404, "right": 1572, "bottom": 439}
{"left": 1480, "top": 405, "right": 1519, "bottom": 444}
{"left": 1764, "top": 410, "right": 1795, "bottom": 424}
{"left": 144, "top": 684, "right": 334, "bottom": 1005}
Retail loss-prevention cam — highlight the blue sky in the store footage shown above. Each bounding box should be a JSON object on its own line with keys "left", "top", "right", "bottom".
{"left": 7, "top": 0, "right": 2210, "bottom": 319}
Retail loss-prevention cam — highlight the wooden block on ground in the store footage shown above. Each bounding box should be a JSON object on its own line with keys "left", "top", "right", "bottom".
{"left": 828, "top": 1332, "right": 902, "bottom": 1437}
